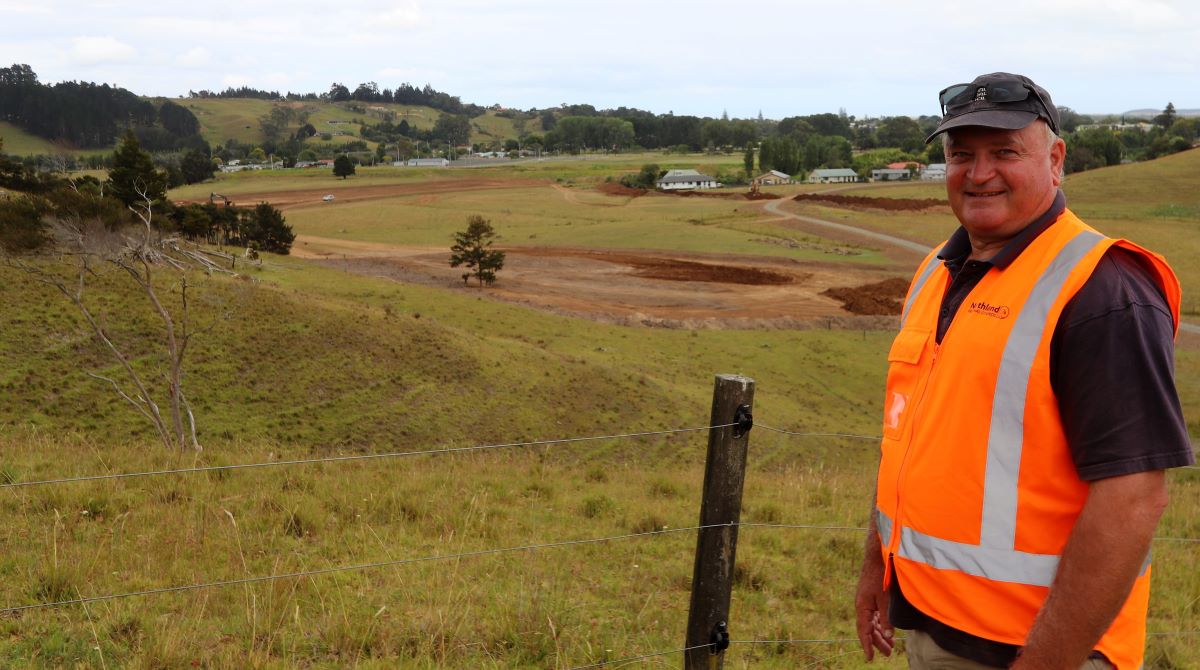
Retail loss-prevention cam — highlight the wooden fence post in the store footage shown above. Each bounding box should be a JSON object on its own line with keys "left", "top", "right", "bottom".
{"left": 684, "top": 374, "right": 755, "bottom": 669}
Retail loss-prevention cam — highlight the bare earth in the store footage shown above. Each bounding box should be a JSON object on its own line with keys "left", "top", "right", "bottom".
{"left": 292, "top": 234, "right": 904, "bottom": 329}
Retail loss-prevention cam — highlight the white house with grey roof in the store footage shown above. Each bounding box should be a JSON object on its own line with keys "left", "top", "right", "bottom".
{"left": 656, "top": 169, "right": 720, "bottom": 190}
{"left": 807, "top": 168, "right": 859, "bottom": 184}
{"left": 922, "top": 163, "right": 947, "bottom": 181}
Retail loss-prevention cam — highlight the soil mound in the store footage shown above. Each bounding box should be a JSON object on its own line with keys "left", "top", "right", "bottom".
{"left": 595, "top": 182, "right": 648, "bottom": 197}
{"left": 822, "top": 277, "right": 910, "bottom": 315}
{"left": 665, "top": 189, "right": 781, "bottom": 200}
{"left": 794, "top": 193, "right": 944, "bottom": 211}
{"left": 624, "top": 257, "right": 794, "bottom": 285}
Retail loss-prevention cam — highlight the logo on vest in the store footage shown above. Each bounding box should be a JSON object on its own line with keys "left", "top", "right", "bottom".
{"left": 968, "top": 301, "right": 1010, "bottom": 319}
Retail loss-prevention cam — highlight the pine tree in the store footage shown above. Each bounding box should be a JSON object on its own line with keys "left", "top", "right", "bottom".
{"left": 333, "top": 155, "right": 355, "bottom": 179}
{"left": 107, "top": 130, "right": 166, "bottom": 207}
{"left": 449, "top": 215, "right": 505, "bottom": 287}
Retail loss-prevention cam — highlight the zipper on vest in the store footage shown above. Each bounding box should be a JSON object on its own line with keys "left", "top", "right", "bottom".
{"left": 890, "top": 342, "right": 941, "bottom": 559}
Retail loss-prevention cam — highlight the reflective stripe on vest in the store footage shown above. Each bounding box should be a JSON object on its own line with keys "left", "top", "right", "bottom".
{"left": 900, "top": 245, "right": 944, "bottom": 329}
{"left": 885, "top": 229, "right": 1106, "bottom": 587}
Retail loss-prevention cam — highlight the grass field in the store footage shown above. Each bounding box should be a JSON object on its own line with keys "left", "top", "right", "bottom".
{"left": 0, "top": 123, "right": 112, "bottom": 159}
{"left": 4, "top": 150, "right": 1200, "bottom": 667}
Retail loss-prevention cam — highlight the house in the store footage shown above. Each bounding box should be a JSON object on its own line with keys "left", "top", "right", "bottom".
{"left": 754, "top": 170, "right": 793, "bottom": 185}
{"left": 406, "top": 158, "right": 450, "bottom": 167}
{"left": 655, "top": 169, "right": 720, "bottom": 190}
{"left": 922, "top": 163, "right": 947, "bottom": 181}
{"left": 870, "top": 168, "right": 911, "bottom": 182}
{"left": 887, "top": 161, "right": 924, "bottom": 172}
{"left": 808, "top": 168, "right": 859, "bottom": 184}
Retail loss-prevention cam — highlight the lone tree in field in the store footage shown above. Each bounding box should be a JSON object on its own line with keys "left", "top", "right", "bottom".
{"left": 449, "top": 215, "right": 505, "bottom": 287}
{"left": 333, "top": 154, "right": 355, "bottom": 179}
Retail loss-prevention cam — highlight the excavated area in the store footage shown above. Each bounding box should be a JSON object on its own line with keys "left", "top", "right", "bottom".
{"left": 292, "top": 236, "right": 905, "bottom": 329}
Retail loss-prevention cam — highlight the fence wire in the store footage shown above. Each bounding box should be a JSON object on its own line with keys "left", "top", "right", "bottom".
{"left": 755, "top": 423, "right": 880, "bottom": 441}
{"left": 0, "top": 423, "right": 734, "bottom": 491}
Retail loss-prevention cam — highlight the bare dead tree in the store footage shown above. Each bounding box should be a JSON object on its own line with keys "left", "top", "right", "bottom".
{"left": 5, "top": 183, "right": 235, "bottom": 451}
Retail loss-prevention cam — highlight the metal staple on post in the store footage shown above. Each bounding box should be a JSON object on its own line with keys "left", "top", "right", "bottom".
{"left": 683, "top": 374, "right": 755, "bottom": 669}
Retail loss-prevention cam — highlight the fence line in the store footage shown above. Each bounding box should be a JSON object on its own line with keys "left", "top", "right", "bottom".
{"left": 755, "top": 423, "right": 880, "bottom": 441}
{"left": 0, "top": 423, "right": 734, "bottom": 491}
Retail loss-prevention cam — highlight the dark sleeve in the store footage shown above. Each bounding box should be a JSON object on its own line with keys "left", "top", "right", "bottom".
{"left": 1050, "top": 247, "right": 1195, "bottom": 481}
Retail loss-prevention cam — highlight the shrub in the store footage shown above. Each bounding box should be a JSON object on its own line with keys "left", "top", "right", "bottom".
{"left": 0, "top": 194, "right": 51, "bottom": 253}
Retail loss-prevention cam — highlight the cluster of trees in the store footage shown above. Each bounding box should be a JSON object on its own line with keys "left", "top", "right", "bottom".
{"left": 544, "top": 116, "right": 636, "bottom": 153}
{"left": 325, "top": 82, "right": 485, "bottom": 117}
{"left": 0, "top": 133, "right": 292, "bottom": 255}
{"left": 188, "top": 86, "right": 289, "bottom": 100}
{"left": 0, "top": 64, "right": 205, "bottom": 151}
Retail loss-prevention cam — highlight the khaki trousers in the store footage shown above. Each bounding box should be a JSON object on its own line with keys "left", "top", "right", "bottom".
{"left": 906, "top": 630, "right": 1114, "bottom": 670}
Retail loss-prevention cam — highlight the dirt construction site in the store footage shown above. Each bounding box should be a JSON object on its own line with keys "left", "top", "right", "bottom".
{"left": 279, "top": 180, "right": 921, "bottom": 329}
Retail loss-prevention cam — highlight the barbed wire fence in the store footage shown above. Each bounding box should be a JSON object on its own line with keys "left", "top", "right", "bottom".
{"left": 1, "top": 375, "right": 1197, "bottom": 668}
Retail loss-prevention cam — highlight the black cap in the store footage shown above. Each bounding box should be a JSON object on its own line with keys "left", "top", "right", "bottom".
{"left": 925, "top": 72, "right": 1060, "bottom": 143}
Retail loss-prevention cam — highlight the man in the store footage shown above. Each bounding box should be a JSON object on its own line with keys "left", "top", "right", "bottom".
{"left": 854, "top": 72, "right": 1193, "bottom": 669}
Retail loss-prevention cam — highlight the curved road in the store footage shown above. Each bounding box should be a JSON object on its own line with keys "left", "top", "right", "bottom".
{"left": 762, "top": 198, "right": 931, "bottom": 255}
{"left": 761, "top": 197, "right": 1200, "bottom": 335}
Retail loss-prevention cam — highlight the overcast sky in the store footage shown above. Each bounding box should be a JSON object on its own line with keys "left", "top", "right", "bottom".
{"left": 2, "top": 0, "right": 1197, "bottom": 119}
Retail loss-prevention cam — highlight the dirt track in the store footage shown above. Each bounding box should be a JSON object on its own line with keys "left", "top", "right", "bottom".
{"left": 186, "top": 178, "right": 537, "bottom": 211}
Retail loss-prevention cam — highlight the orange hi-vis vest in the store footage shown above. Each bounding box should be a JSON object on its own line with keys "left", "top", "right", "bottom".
{"left": 875, "top": 209, "right": 1180, "bottom": 670}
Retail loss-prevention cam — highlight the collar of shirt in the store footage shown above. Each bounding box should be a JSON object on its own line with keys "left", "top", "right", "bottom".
{"left": 937, "top": 190, "right": 1067, "bottom": 275}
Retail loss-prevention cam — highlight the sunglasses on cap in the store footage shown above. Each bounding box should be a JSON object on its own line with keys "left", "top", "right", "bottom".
{"left": 938, "top": 79, "right": 1058, "bottom": 133}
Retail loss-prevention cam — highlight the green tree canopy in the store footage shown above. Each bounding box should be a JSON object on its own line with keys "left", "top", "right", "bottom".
{"left": 333, "top": 155, "right": 355, "bottom": 179}
{"left": 107, "top": 130, "right": 166, "bottom": 207}
{"left": 449, "top": 215, "right": 505, "bottom": 287}
{"left": 180, "top": 149, "right": 216, "bottom": 184}
{"left": 876, "top": 116, "right": 925, "bottom": 153}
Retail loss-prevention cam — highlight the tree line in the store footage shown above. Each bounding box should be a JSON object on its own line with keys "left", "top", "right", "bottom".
{"left": 0, "top": 64, "right": 205, "bottom": 152}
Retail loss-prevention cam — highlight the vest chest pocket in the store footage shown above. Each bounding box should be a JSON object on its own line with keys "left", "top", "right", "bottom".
{"left": 882, "top": 327, "right": 931, "bottom": 441}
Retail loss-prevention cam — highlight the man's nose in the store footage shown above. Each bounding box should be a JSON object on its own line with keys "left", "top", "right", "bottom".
{"left": 966, "top": 155, "right": 997, "bottom": 184}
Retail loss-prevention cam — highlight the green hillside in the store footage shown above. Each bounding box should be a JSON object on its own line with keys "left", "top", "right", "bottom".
{"left": 0, "top": 121, "right": 67, "bottom": 156}
{"left": 1064, "top": 148, "right": 1200, "bottom": 302}
{"left": 178, "top": 98, "right": 528, "bottom": 149}
{"left": 3, "top": 154, "right": 1199, "bottom": 667}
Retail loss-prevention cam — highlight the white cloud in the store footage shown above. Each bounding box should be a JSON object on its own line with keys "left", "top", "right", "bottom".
{"left": 221, "top": 74, "right": 251, "bottom": 88}
{"left": 177, "top": 47, "right": 210, "bottom": 67}
{"left": 377, "top": 1, "right": 422, "bottom": 28}
{"left": 70, "top": 36, "right": 136, "bottom": 64}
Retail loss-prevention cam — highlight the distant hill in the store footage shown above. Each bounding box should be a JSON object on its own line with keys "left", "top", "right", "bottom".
{"left": 1121, "top": 108, "right": 1200, "bottom": 119}
{"left": 178, "top": 97, "right": 532, "bottom": 148}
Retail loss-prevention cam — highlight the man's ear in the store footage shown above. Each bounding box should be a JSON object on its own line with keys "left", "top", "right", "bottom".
{"left": 1050, "top": 137, "right": 1066, "bottom": 187}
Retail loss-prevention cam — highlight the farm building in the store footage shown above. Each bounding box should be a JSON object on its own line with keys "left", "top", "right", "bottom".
{"left": 887, "top": 161, "right": 925, "bottom": 171}
{"left": 870, "top": 168, "right": 911, "bottom": 181}
{"left": 922, "top": 163, "right": 947, "bottom": 181}
{"left": 405, "top": 158, "right": 450, "bottom": 167}
{"left": 754, "top": 170, "right": 794, "bottom": 185}
{"left": 808, "top": 168, "right": 859, "bottom": 184}
{"left": 656, "top": 169, "right": 720, "bottom": 190}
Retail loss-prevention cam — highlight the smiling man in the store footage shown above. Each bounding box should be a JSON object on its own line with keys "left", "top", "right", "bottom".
{"left": 854, "top": 73, "right": 1193, "bottom": 669}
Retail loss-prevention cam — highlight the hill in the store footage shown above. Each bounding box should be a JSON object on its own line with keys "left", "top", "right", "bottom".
{"left": 1122, "top": 108, "right": 1200, "bottom": 119}
{"left": 177, "top": 97, "right": 531, "bottom": 150}
{"left": 0, "top": 121, "right": 62, "bottom": 155}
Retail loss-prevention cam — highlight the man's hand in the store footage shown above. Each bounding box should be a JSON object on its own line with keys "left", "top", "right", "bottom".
{"left": 856, "top": 518, "right": 894, "bottom": 660}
